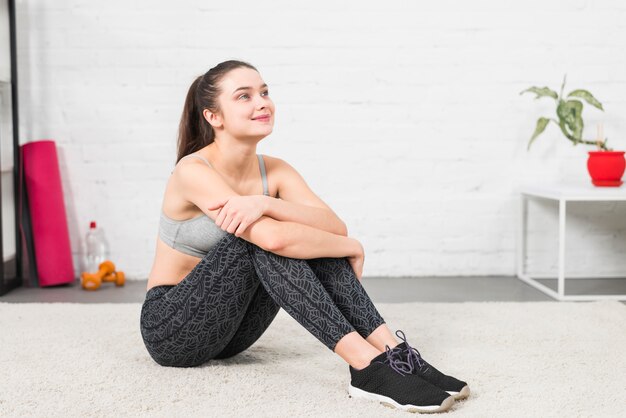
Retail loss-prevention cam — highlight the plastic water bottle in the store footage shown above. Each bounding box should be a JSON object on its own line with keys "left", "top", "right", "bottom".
{"left": 83, "top": 221, "right": 110, "bottom": 274}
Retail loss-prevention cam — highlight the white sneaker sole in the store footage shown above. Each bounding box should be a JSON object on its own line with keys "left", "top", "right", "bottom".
{"left": 348, "top": 384, "right": 455, "bottom": 413}
{"left": 446, "top": 385, "right": 470, "bottom": 400}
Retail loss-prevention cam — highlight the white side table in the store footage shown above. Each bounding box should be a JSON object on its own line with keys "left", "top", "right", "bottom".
{"left": 516, "top": 183, "right": 626, "bottom": 301}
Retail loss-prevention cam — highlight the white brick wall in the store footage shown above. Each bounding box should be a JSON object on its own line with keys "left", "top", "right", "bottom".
{"left": 14, "top": 0, "right": 626, "bottom": 279}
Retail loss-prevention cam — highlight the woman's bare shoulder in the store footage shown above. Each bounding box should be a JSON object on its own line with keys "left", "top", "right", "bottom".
{"left": 171, "top": 154, "right": 218, "bottom": 183}
{"left": 260, "top": 154, "right": 282, "bottom": 165}
{"left": 169, "top": 155, "right": 239, "bottom": 221}
{"left": 260, "top": 154, "right": 293, "bottom": 174}
{"left": 161, "top": 157, "right": 212, "bottom": 217}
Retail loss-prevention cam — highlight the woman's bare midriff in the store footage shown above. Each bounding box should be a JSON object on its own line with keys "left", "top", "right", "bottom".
{"left": 146, "top": 235, "right": 205, "bottom": 291}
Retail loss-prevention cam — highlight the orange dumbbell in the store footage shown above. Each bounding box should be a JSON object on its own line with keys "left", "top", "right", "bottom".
{"left": 81, "top": 260, "right": 125, "bottom": 291}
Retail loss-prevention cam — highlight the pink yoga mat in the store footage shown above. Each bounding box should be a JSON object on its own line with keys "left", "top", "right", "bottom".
{"left": 21, "top": 140, "right": 74, "bottom": 286}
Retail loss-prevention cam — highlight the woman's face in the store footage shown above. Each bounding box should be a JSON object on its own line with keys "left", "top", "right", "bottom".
{"left": 210, "top": 67, "right": 275, "bottom": 139}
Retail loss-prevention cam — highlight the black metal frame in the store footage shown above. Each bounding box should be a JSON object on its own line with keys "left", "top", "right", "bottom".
{"left": 0, "top": 0, "right": 22, "bottom": 296}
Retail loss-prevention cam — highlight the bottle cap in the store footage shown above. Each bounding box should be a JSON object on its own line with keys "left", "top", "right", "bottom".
{"left": 90, "top": 221, "right": 97, "bottom": 229}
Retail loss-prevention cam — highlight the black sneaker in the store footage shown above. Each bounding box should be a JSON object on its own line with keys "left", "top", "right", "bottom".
{"left": 392, "top": 330, "right": 470, "bottom": 400}
{"left": 348, "top": 347, "right": 455, "bottom": 413}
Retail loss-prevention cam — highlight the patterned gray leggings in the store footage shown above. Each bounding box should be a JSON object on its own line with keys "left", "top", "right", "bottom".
{"left": 140, "top": 233, "right": 385, "bottom": 367}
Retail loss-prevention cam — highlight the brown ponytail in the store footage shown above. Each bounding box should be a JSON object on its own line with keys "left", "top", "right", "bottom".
{"left": 176, "top": 60, "right": 258, "bottom": 163}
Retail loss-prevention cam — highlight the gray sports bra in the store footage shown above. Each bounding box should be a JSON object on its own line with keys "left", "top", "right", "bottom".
{"left": 159, "top": 153, "right": 269, "bottom": 258}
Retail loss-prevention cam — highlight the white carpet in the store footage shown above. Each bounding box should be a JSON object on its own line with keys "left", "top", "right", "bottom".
{"left": 1, "top": 301, "right": 625, "bottom": 417}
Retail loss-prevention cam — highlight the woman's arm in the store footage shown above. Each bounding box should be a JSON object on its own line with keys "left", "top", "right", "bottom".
{"left": 262, "top": 197, "right": 347, "bottom": 236}
{"left": 175, "top": 160, "right": 355, "bottom": 258}
{"left": 262, "top": 219, "right": 359, "bottom": 259}
{"left": 263, "top": 157, "right": 348, "bottom": 236}
{"left": 238, "top": 216, "right": 364, "bottom": 278}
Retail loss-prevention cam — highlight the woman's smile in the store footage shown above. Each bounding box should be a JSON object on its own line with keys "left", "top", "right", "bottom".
{"left": 252, "top": 114, "right": 271, "bottom": 122}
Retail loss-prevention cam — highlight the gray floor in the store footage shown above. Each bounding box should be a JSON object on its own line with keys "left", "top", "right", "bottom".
{"left": 2, "top": 276, "right": 626, "bottom": 303}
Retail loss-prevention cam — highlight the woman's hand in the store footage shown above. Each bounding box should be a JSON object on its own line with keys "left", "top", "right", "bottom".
{"left": 208, "top": 195, "right": 269, "bottom": 237}
{"left": 346, "top": 239, "right": 365, "bottom": 281}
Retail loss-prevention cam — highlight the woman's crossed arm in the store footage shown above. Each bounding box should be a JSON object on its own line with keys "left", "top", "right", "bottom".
{"left": 174, "top": 158, "right": 364, "bottom": 277}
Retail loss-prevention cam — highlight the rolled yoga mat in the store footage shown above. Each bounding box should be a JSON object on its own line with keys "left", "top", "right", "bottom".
{"left": 21, "top": 140, "right": 74, "bottom": 286}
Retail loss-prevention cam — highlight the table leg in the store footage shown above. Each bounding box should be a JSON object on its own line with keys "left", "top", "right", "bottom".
{"left": 558, "top": 199, "right": 566, "bottom": 298}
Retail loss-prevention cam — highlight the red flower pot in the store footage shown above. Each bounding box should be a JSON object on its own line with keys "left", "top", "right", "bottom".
{"left": 587, "top": 151, "right": 625, "bottom": 187}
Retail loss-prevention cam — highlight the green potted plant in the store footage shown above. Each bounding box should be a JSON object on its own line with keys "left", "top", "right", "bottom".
{"left": 520, "top": 75, "right": 625, "bottom": 187}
